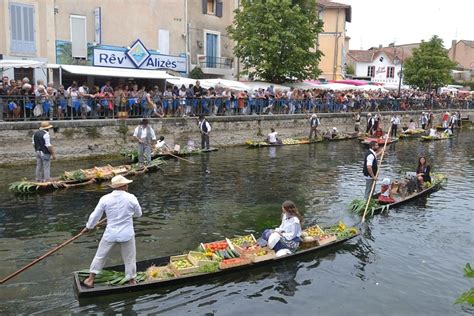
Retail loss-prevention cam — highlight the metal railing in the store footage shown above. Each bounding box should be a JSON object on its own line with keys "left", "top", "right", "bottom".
{"left": 0, "top": 95, "right": 472, "bottom": 121}
{"left": 197, "top": 55, "right": 233, "bottom": 69}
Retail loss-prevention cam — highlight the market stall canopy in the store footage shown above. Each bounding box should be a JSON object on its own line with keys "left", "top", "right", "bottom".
{"left": 203, "top": 79, "right": 252, "bottom": 91}
{"left": 286, "top": 81, "right": 321, "bottom": 90}
{"left": 60, "top": 65, "right": 176, "bottom": 80}
{"left": 0, "top": 60, "right": 46, "bottom": 69}
{"left": 240, "top": 81, "right": 290, "bottom": 91}
{"left": 166, "top": 77, "right": 214, "bottom": 89}
{"left": 331, "top": 79, "right": 369, "bottom": 86}
{"left": 310, "top": 83, "right": 356, "bottom": 91}
{"left": 355, "top": 85, "right": 389, "bottom": 92}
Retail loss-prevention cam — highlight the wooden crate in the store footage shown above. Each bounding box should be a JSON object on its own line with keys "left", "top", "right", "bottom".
{"left": 169, "top": 254, "right": 199, "bottom": 276}
{"left": 200, "top": 240, "right": 229, "bottom": 253}
{"left": 249, "top": 248, "right": 276, "bottom": 263}
{"left": 187, "top": 251, "right": 216, "bottom": 268}
{"left": 227, "top": 234, "right": 258, "bottom": 255}
{"left": 316, "top": 234, "right": 337, "bottom": 246}
{"left": 218, "top": 257, "right": 251, "bottom": 270}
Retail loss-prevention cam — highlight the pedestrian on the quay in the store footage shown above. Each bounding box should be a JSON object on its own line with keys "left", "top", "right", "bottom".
{"left": 81, "top": 175, "right": 142, "bottom": 288}
{"left": 363, "top": 141, "right": 380, "bottom": 199}
{"left": 32, "top": 121, "right": 56, "bottom": 182}
{"left": 354, "top": 110, "right": 361, "bottom": 132}
{"left": 308, "top": 113, "right": 320, "bottom": 139}
{"left": 198, "top": 115, "right": 212, "bottom": 150}
{"left": 133, "top": 118, "right": 156, "bottom": 166}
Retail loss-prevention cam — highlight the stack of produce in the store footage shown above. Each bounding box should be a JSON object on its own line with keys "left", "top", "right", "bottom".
{"left": 281, "top": 138, "right": 301, "bottom": 145}
{"left": 169, "top": 254, "right": 199, "bottom": 275}
{"left": 145, "top": 265, "right": 175, "bottom": 281}
{"left": 324, "top": 222, "right": 358, "bottom": 240}
{"left": 228, "top": 234, "right": 259, "bottom": 256}
{"left": 78, "top": 269, "right": 147, "bottom": 285}
{"left": 201, "top": 240, "right": 240, "bottom": 260}
{"left": 301, "top": 225, "right": 326, "bottom": 242}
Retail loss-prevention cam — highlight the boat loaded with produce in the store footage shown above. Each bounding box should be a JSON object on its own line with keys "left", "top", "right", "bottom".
{"left": 399, "top": 129, "right": 426, "bottom": 139}
{"left": 122, "top": 147, "right": 218, "bottom": 163}
{"left": 73, "top": 222, "right": 359, "bottom": 298}
{"left": 420, "top": 134, "right": 453, "bottom": 141}
{"left": 349, "top": 173, "right": 446, "bottom": 218}
{"left": 9, "top": 159, "right": 166, "bottom": 194}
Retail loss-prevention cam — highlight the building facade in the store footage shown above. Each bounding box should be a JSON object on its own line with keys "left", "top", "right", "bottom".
{"left": 316, "top": 0, "right": 351, "bottom": 81}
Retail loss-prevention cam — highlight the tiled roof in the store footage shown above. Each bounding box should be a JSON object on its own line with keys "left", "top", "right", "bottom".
{"left": 348, "top": 44, "right": 419, "bottom": 63}
{"left": 460, "top": 40, "right": 474, "bottom": 48}
{"left": 317, "top": 0, "right": 351, "bottom": 9}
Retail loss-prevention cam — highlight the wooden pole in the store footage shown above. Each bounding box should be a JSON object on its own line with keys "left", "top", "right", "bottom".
{"left": 361, "top": 125, "right": 393, "bottom": 223}
{"left": 0, "top": 218, "right": 107, "bottom": 284}
{"left": 165, "top": 152, "right": 195, "bottom": 164}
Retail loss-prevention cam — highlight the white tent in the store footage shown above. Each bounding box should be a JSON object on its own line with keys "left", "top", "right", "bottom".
{"left": 240, "top": 81, "right": 290, "bottom": 92}
{"left": 308, "top": 83, "right": 356, "bottom": 91}
{"left": 0, "top": 60, "right": 46, "bottom": 69}
{"left": 286, "top": 82, "right": 321, "bottom": 90}
{"left": 202, "top": 78, "right": 251, "bottom": 91}
{"left": 355, "top": 85, "right": 389, "bottom": 93}
{"left": 60, "top": 64, "right": 175, "bottom": 80}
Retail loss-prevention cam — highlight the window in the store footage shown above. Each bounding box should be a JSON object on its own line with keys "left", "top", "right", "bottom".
{"left": 367, "top": 66, "right": 375, "bottom": 78}
{"left": 386, "top": 66, "right": 395, "bottom": 78}
{"left": 204, "top": 31, "right": 220, "bottom": 68}
{"left": 207, "top": 0, "right": 215, "bottom": 14}
{"left": 70, "top": 15, "right": 87, "bottom": 58}
{"left": 202, "top": 0, "right": 223, "bottom": 17}
{"left": 158, "top": 29, "right": 170, "bottom": 55}
{"left": 9, "top": 3, "right": 35, "bottom": 54}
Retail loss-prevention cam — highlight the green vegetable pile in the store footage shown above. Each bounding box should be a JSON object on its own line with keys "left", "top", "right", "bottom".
{"left": 78, "top": 269, "right": 147, "bottom": 286}
{"left": 60, "top": 170, "right": 86, "bottom": 181}
{"left": 455, "top": 263, "right": 474, "bottom": 305}
{"left": 349, "top": 199, "right": 388, "bottom": 217}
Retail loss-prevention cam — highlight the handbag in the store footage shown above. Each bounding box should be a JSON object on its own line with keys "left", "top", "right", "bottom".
{"left": 33, "top": 104, "right": 43, "bottom": 116}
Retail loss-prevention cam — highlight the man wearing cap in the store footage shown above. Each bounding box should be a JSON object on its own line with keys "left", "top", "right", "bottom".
{"left": 308, "top": 114, "right": 320, "bottom": 140}
{"left": 32, "top": 121, "right": 56, "bottom": 182}
{"left": 363, "top": 141, "right": 380, "bottom": 199}
{"left": 366, "top": 113, "right": 375, "bottom": 134}
{"left": 133, "top": 118, "right": 156, "bottom": 166}
{"left": 82, "top": 175, "right": 142, "bottom": 288}
{"left": 198, "top": 115, "right": 211, "bottom": 150}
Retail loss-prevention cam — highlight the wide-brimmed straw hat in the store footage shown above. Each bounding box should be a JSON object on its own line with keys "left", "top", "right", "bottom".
{"left": 109, "top": 175, "right": 133, "bottom": 188}
{"left": 39, "top": 121, "right": 53, "bottom": 130}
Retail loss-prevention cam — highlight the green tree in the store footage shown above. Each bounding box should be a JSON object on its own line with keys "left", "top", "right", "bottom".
{"left": 403, "top": 35, "right": 456, "bottom": 91}
{"left": 227, "top": 0, "right": 323, "bottom": 83}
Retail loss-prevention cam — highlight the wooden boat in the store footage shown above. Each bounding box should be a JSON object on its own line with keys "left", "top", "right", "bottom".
{"left": 359, "top": 137, "right": 398, "bottom": 146}
{"left": 9, "top": 160, "right": 165, "bottom": 194}
{"left": 435, "top": 125, "right": 459, "bottom": 131}
{"left": 420, "top": 134, "right": 453, "bottom": 141}
{"left": 369, "top": 173, "right": 446, "bottom": 215}
{"left": 124, "top": 148, "right": 218, "bottom": 163}
{"left": 322, "top": 133, "right": 359, "bottom": 142}
{"left": 246, "top": 138, "right": 306, "bottom": 147}
{"left": 73, "top": 231, "right": 359, "bottom": 299}
{"left": 399, "top": 129, "right": 426, "bottom": 139}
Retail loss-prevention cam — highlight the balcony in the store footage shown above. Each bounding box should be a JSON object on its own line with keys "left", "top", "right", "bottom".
{"left": 197, "top": 55, "right": 234, "bottom": 77}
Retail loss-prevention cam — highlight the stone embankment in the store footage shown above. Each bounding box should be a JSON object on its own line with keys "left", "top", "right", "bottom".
{"left": 0, "top": 110, "right": 472, "bottom": 165}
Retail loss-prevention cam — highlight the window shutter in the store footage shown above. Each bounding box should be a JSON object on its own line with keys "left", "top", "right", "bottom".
{"left": 202, "top": 0, "right": 208, "bottom": 14}
{"left": 10, "top": 3, "right": 35, "bottom": 54}
{"left": 70, "top": 15, "right": 87, "bottom": 58}
{"left": 216, "top": 1, "right": 223, "bottom": 17}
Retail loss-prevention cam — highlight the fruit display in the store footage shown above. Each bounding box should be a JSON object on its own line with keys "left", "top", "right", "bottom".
{"left": 325, "top": 221, "right": 359, "bottom": 240}
{"left": 219, "top": 257, "right": 251, "bottom": 269}
{"left": 145, "top": 265, "right": 175, "bottom": 281}
{"left": 173, "top": 259, "right": 193, "bottom": 269}
{"left": 201, "top": 240, "right": 229, "bottom": 253}
{"left": 230, "top": 235, "right": 257, "bottom": 247}
{"left": 170, "top": 254, "right": 199, "bottom": 275}
{"left": 188, "top": 251, "right": 217, "bottom": 267}
{"left": 302, "top": 225, "right": 325, "bottom": 240}
{"left": 281, "top": 138, "right": 300, "bottom": 145}
{"left": 213, "top": 248, "right": 240, "bottom": 260}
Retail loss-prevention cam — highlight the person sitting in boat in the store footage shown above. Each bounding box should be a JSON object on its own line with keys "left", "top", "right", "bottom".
{"left": 416, "top": 156, "right": 431, "bottom": 190}
{"left": 429, "top": 128, "right": 437, "bottom": 137}
{"left": 267, "top": 128, "right": 280, "bottom": 144}
{"left": 331, "top": 127, "right": 338, "bottom": 139}
{"left": 154, "top": 136, "right": 171, "bottom": 154}
{"left": 378, "top": 178, "right": 396, "bottom": 204}
{"left": 408, "top": 119, "right": 417, "bottom": 131}
{"left": 258, "top": 200, "right": 303, "bottom": 255}
{"left": 373, "top": 126, "right": 384, "bottom": 138}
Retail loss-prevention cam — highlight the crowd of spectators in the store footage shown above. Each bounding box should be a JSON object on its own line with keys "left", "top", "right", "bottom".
{"left": 0, "top": 75, "right": 472, "bottom": 121}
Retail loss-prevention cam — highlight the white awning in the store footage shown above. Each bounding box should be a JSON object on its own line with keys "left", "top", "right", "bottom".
{"left": 202, "top": 79, "right": 252, "bottom": 91}
{"left": 240, "top": 81, "right": 290, "bottom": 91}
{"left": 60, "top": 64, "right": 176, "bottom": 80}
{"left": 0, "top": 60, "right": 46, "bottom": 69}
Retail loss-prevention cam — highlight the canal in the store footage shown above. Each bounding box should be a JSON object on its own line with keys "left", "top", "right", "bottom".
{"left": 0, "top": 130, "right": 473, "bottom": 315}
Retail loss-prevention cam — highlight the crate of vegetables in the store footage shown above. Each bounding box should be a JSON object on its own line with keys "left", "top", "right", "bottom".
{"left": 227, "top": 234, "right": 259, "bottom": 256}
{"left": 169, "top": 254, "right": 199, "bottom": 276}
{"left": 200, "top": 240, "right": 230, "bottom": 254}
{"left": 316, "top": 234, "right": 337, "bottom": 246}
{"left": 301, "top": 225, "right": 326, "bottom": 243}
{"left": 218, "top": 257, "right": 251, "bottom": 270}
{"left": 248, "top": 248, "right": 276, "bottom": 263}
{"left": 187, "top": 251, "right": 217, "bottom": 268}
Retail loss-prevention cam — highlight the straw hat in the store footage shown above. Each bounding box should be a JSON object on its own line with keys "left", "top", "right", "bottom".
{"left": 367, "top": 113, "right": 372, "bottom": 116}
{"left": 311, "top": 113, "right": 317, "bottom": 118}
{"left": 39, "top": 121, "right": 53, "bottom": 130}
{"left": 109, "top": 175, "right": 133, "bottom": 188}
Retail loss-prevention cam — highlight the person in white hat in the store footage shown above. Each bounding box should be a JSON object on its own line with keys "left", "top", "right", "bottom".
{"left": 81, "top": 175, "right": 142, "bottom": 288}
{"left": 331, "top": 127, "right": 338, "bottom": 138}
{"left": 378, "top": 177, "right": 395, "bottom": 204}
{"left": 366, "top": 113, "right": 375, "bottom": 134}
{"left": 32, "top": 121, "right": 56, "bottom": 182}
{"left": 308, "top": 113, "right": 320, "bottom": 140}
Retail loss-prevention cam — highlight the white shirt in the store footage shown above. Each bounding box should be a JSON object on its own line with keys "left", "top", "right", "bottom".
{"left": 268, "top": 131, "right": 278, "bottom": 143}
{"left": 275, "top": 213, "right": 302, "bottom": 241}
{"left": 199, "top": 121, "right": 211, "bottom": 133}
{"left": 31, "top": 130, "right": 51, "bottom": 147}
{"left": 365, "top": 149, "right": 377, "bottom": 180}
{"left": 155, "top": 140, "right": 166, "bottom": 150}
{"left": 408, "top": 122, "right": 416, "bottom": 130}
{"left": 391, "top": 116, "right": 400, "bottom": 125}
{"left": 429, "top": 128, "right": 437, "bottom": 137}
{"left": 133, "top": 125, "right": 156, "bottom": 141}
{"left": 86, "top": 190, "right": 142, "bottom": 243}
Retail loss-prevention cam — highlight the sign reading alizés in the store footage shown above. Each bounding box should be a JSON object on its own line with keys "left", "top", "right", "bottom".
{"left": 93, "top": 39, "right": 186, "bottom": 72}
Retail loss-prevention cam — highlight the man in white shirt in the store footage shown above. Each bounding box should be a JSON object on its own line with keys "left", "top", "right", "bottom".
{"left": 390, "top": 114, "right": 401, "bottom": 137}
{"left": 133, "top": 118, "right": 156, "bottom": 166}
{"left": 363, "top": 141, "right": 380, "bottom": 199}
{"left": 82, "top": 175, "right": 142, "bottom": 288}
{"left": 32, "top": 121, "right": 56, "bottom": 182}
{"left": 267, "top": 128, "right": 278, "bottom": 144}
{"left": 198, "top": 115, "right": 211, "bottom": 150}
{"left": 154, "top": 136, "right": 170, "bottom": 154}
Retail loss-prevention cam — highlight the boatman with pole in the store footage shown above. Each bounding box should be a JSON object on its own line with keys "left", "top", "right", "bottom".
{"left": 198, "top": 115, "right": 211, "bottom": 150}
{"left": 133, "top": 118, "right": 156, "bottom": 166}
{"left": 81, "top": 175, "right": 142, "bottom": 288}
{"left": 363, "top": 141, "right": 380, "bottom": 199}
{"left": 309, "top": 114, "right": 320, "bottom": 140}
{"left": 32, "top": 121, "right": 57, "bottom": 182}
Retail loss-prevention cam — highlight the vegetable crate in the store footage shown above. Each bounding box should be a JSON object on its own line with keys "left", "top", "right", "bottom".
{"left": 218, "top": 257, "right": 251, "bottom": 270}
{"left": 200, "top": 240, "right": 230, "bottom": 253}
{"left": 227, "top": 234, "right": 258, "bottom": 256}
{"left": 187, "top": 251, "right": 216, "bottom": 268}
{"left": 248, "top": 248, "right": 276, "bottom": 263}
{"left": 316, "top": 234, "right": 337, "bottom": 246}
{"left": 169, "top": 254, "right": 199, "bottom": 276}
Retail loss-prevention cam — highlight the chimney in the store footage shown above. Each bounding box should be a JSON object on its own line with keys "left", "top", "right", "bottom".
{"left": 451, "top": 40, "right": 457, "bottom": 60}
{"left": 379, "top": 44, "right": 383, "bottom": 49}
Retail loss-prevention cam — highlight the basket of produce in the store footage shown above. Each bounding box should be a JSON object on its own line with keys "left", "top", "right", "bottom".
{"left": 316, "top": 234, "right": 337, "bottom": 246}
{"left": 188, "top": 251, "right": 216, "bottom": 268}
{"left": 227, "top": 234, "right": 259, "bottom": 256}
{"left": 301, "top": 225, "right": 326, "bottom": 243}
{"left": 145, "top": 265, "right": 176, "bottom": 281}
{"left": 169, "top": 254, "right": 199, "bottom": 276}
{"left": 248, "top": 248, "right": 276, "bottom": 263}
{"left": 218, "top": 257, "right": 251, "bottom": 270}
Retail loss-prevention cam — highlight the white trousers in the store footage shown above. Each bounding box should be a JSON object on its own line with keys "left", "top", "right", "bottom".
{"left": 89, "top": 238, "right": 137, "bottom": 280}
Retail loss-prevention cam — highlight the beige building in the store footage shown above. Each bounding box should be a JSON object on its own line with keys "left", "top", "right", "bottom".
{"left": 448, "top": 40, "right": 474, "bottom": 81}
{"left": 316, "top": 0, "right": 351, "bottom": 81}
{"left": 0, "top": 0, "right": 236, "bottom": 83}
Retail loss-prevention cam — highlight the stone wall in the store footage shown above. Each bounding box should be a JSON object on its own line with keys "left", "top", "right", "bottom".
{"left": 0, "top": 109, "right": 472, "bottom": 165}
